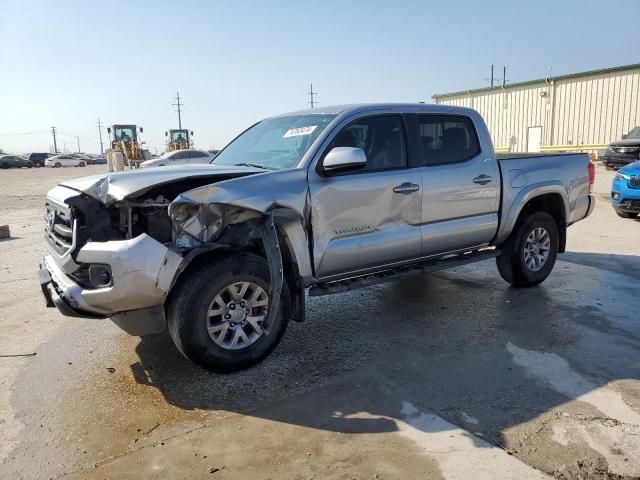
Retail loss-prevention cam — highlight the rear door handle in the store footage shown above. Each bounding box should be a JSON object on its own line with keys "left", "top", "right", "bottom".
{"left": 393, "top": 182, "right": 420, "bottom": 194}
{"left": 473, "top": 174, "right": 493, "bottom": 185}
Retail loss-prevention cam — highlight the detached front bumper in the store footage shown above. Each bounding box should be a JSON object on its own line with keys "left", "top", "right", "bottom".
{"left": 39, "top": 234, "right": 183, "bottom": 335}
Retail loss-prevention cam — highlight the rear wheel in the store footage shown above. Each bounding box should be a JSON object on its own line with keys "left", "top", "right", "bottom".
{"left": 616, "top": 210, "right": 638, "bottom": 219}
{"left": 496, "top": 211, "right": 559, "bottom": 287}
{"left": 78, "top": 161, "right": 85, "bottom": 167}
{"left": 168, "top": 253, "right": 290, "bottom": 372}
{"left": 54, "top": 162, "right": 61, "bottom": 168}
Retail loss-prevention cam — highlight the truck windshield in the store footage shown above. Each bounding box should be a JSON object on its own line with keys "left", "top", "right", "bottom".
{"left": 213, "top": 114, "right": 335, "bottom": 170}
{"left": 626, "top": 127, "right": 640, "bottom": 139}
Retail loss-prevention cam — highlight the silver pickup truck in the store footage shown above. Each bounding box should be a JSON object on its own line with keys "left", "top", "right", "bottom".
{"left": 39, "top": 104, "right": 595, "bottom": 372}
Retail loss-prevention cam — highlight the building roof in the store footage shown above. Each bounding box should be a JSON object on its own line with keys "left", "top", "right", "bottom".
{"left": 432, "top": 63, "right": 640, "bottom": 100}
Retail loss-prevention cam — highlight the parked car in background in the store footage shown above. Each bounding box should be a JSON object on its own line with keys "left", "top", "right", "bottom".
{"left": 45, "top": 154, "right": 87, "bottom": 168}
{"left": 601, "top": 127, "right": 640, "bottom": 169}
{"left": 26, "top": 152, "right": 51, "bottom": 167}
{"left": 611, "top": 160, "right": 640, "bottom": 219}
{"left": 140, "top": 149, "right": 215, "bottom": 168}
{"left": 94, "top": 155, "right": 107, "bottom": 165}
{"left": 208, "top": 149, "right": 220, "bottom": 157}
{"left": 72, "top": 153, "right": 95, "bottom": 165}
{"left": 0, "top": 154, "right": 34, "bottom": 169}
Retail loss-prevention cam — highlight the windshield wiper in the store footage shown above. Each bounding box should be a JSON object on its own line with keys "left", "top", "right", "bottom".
{"left": 233, "top": 162, "right": 275, "bottom": 170}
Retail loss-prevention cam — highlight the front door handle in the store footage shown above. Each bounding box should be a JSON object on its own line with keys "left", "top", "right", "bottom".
{"left": 393, "top": 182, "right": 420, "bottom": 194}
{"left": 473, "top": 174, "right": 493, "bottom": 185}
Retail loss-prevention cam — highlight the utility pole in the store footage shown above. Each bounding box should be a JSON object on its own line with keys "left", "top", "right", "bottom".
{"left": 172, "top": 92, "right": 183, "bottom": 129}
{"left": 51, "top": 126, "right": 58, "bottom": 154}
{"left": 308, "top": 83, "right": 318, "bottom": 108}
{"left": 503, "top": 66, "right": 507, "bottom": 88}
{"left": 76, "top": 135, "right": 81, "bottom": 153}
{"left": 97, "top": 118, "right": 104, "bottom": 154}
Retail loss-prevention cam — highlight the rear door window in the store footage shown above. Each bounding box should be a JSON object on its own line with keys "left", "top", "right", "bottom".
{"left": 416, "top": 115, "right": 480, "bottom": 165}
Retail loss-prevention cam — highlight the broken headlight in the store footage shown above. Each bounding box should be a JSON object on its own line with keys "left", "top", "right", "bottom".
{"left": 170, "top": 202, "right": 222, "bottom": 247}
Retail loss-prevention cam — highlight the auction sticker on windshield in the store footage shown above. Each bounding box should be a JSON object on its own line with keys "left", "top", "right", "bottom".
{"left": 283, "top": 125, "right": 318, "bottom": 138}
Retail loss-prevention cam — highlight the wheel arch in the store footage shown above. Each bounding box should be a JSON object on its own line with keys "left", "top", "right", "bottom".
{"left": 497, "top": 183, "right": 569, "bottom": 252}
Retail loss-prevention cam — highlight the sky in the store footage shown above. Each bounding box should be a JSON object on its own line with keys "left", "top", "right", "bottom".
{"left": 1, "top": 0, "right": 639, "bottom": 154}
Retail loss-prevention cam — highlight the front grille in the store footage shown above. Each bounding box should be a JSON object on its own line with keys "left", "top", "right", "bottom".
{"left": 613, "top": 147, "right": 640, "bottom": 154}
{"left": 630, "top": 175, "right": 640, "bottom": 188}
{"left": 44, "top": 200, "right": 75, "bottom": 256}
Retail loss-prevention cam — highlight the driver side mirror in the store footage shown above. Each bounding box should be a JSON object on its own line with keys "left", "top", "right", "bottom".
{"left": 322, "top": 147, "right": 367, "bottom": 174}
{"left": 139, "top": 127, "right": 144, "bottom": 133}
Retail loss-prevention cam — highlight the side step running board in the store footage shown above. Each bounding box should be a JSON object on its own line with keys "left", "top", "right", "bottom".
{"left": 309, "top": 249, "right": 500, "bottom": 297}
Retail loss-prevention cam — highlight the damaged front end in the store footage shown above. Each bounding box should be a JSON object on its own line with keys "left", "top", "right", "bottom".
{"left": 40, "top": 166, "right": 313, "bottom": 336}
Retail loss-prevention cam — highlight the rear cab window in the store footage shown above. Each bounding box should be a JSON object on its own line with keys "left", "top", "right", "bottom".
{"left": 416, "top": 114, "right": 480, "bottom": 166}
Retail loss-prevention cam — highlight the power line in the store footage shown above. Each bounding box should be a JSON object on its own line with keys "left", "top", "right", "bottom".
{"left": 97, "top": 118, "right": 104, "bottom": 154}
{"left": 51, "top": 127, "right": 58, "bottom": 154}
{"left": 308, "top": 83, "right": 318, "bottom": 108}
{"left": 0, "top": 130, "right": 49, "bottom": 136}
{"left": 172, "top": 92, "right": 183, "bottom": 129}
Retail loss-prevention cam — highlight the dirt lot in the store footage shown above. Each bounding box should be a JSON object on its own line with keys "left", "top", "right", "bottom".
{"left": 1, "top": 164, "right": 639, "bottom": 479}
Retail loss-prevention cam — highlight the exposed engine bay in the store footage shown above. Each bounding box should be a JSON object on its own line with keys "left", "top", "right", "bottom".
{"left": 63, "top": 175, "right": 249, "bottom": 254}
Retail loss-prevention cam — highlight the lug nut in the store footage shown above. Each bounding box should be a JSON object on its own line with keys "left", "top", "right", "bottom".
{"left": 240, "top": 302, "right": 245, "bottom": 308}
{"left": 229, "top": 303, "right": 235, "bottom": 310}
{"left": 230, "top": 322, "right": 235, "bottom": 327}
{"left": 224, "top": 314, "right": 231, "bottom": 320}
{"left": 246, "top": 309, "right": 250, "bottom": 314}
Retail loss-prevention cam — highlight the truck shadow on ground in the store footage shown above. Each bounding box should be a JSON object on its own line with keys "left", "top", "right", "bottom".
{"left": 130, "top": 254, "right": 640, "bottom": 451}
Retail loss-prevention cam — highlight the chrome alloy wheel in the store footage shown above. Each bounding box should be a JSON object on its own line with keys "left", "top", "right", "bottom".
{"left": 523, "top": 227, "right": 551, "bottom": 272}
{"left": 206, "top": 282, "right": 270, "bottom": 350}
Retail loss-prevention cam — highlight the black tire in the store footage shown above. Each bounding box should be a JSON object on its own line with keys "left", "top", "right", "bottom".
{"left": 0, "top": 163, "right": 8, "bottom": 169}
{"left": 54, "top": 162, "right": 61, "bottom": 168}
{"left": 496, "top": 211, "right": 559, "bottom": 287}
{"left": 78, "top": 161, "right": 85, "bottom": 167}
{"left": 168, "top": 253, "right": 290, "bottom": 373}
{"left": 616, "top": 210, "right": 638, "bottom": 219}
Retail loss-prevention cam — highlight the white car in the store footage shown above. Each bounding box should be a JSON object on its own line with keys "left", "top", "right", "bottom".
{"left": 45, "top": 154, "right": 87, "bottom": 168}
{"left": 140, "top": 149, "right": 214, "bottom": 168}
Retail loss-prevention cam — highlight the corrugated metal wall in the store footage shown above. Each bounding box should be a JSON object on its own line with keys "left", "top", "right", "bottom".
{"left": 434, "top": 67, "right": 640, "bottom": 152}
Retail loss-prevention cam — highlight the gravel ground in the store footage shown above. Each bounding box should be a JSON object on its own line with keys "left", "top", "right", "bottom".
{"left": 0, "top": 163, "right": 639, "bottom": 479}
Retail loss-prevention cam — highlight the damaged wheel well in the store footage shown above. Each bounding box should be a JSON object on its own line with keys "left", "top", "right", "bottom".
{"left": 166, "top": 217, "right": 306, "bottom": 323}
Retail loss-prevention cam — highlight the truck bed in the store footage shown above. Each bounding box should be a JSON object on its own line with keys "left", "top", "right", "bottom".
{"left": 496, "top": 152, "right": 588, "bottom": 160}
{"left": 494, "top": 152, "right": 592, "bottom": 245}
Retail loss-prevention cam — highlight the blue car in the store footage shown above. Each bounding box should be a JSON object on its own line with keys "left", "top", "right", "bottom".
{"left": 611, "top": 160, "right": 640, "bottom": 219}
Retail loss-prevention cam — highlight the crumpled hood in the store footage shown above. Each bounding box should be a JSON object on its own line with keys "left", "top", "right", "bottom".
{"left": 59, "top": 164, "right": 264, "bottom": 205}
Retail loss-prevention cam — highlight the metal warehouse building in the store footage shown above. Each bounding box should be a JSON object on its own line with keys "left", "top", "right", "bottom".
{"left": 432, "top": 63, "right": 640, "bottom": 154}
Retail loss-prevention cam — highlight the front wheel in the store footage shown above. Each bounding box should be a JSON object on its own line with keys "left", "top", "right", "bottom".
{"left": 78, "top": 161, "right": 85, "bottom": 167}
{"left": 168, "top": 253, "right": 290, "bottom": 373}
{"left": 54, "top": 162, "right": 61, "bottom": 168}
{"left": 496, "top": 211, "right": 559, "bottom": 287}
